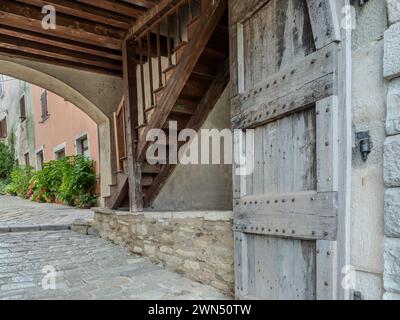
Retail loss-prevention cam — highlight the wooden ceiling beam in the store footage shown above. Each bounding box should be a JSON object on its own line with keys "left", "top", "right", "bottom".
{"left": 0, "top": 34, "right": 122, "bottom": 72}
{"left": 75, "top": 0, "right": 147, "bottom": 18}
{"left": 14, "top": 0, "right": 135, "bottom": 29}
{"left": 121, "top": 0, "right": 158, "bottom": 9}
{"left": 0, "top": 47, "right": 122, "bottom": 76}
{"left": 0, "top": 25, "right": 122, "bottom": 61}
{"left": 0, "top": 0, "right": 124, "bottom": 50}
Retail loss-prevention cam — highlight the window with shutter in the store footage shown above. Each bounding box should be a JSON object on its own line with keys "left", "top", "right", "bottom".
{"left": 0, "top": 117, "right": 7, "bottom": 139}
{"left": 76, "top": 135, "right": 90, "bottom": 158}
{"left": 20, "top": 95, "right": 26, "bottom": 121}
{"left": 55, "top": 148, "right": 66, "bottom": 160}
{"left": 36, "top": 150, "right": 44, "bottom": 170}
{"left": 41, "top": 90, "right": 49, "bottom": 121}
{"left": 24, "top": 153, "right": 30, "bottom": 167}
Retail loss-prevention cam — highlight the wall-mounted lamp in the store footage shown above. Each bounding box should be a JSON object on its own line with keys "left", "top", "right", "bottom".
{"left": 356, "top": 131, "right": 373, "bottom": 161}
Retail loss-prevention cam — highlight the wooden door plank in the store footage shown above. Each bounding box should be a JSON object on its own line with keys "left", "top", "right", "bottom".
{"left": 252, "top": 128, "right": 264, "bottom": 194}
{"left": 231, "top": 0, "right": 346, "bottom": 301}
{"left": 235, "top": 191, "right": 337, "bottom": 216}
{"left": 292, "top": 108, "right": 317, "bottom": 192}
{"left": 263, "top": 121, "right": 278, "bottom": 194}
{"left": 306, "top": 0, "right": 340, "bottom": 49}
{"left": 315, "top": 95, "right": 340, "bottom": 299}
{"left": 231, "top": 43, "right": 337, "bottom": 127}
{"left": 236, "top": 213, "right": 337, "bottom": 241}
{"left": 293, "top": 240, "right": 316, "bottom": 300}
{"left": 316, "top": 240, "right": 338, "bottom": 300}
{"left": 316, "top": 95, "right": 339, "bottom": 192}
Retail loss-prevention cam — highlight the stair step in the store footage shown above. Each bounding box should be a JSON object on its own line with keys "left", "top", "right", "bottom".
{"left": 171, "top": 103, "right": 196, "bottom": 116}
{"left": 193, "top": 62, "right": 218, "bottom": 78}
{"left": 153, "top": 86, "right": 165, "bottom": 94}
{"left": 177, "top": 97, "right": 200, "bottom": 109}
{"left": 145, "top": 105, "right": 157, "bottom": 113}
{"left": 142, "top": 163, "right": 161, "bottom": 174}
{"left": 203, "top": 47, "right": 228, "bottom": 60}
{"left": 187, "top": 16, "right": 200, "bottom": 28}
{"left": 191, "top": 70, "right": 214, "bottom": 81}
{"left": 173, "top": 41, "right": 188, "bottom": 62}
{"left": 181, "top": 80, "right": 209, "bottom": 100}
{"left": 173, "top": 41, "right": 188, "bottom": 53}
{"left": 163, "top": 64, "right": 176, "bottom": 83}
{"left": 153, "top": 86, "right": 165, "bottom": 104}
{"left": 136, "top": 123, "right": 147, "bottom": 130}
{"left": 187, "top": 16, "right": 202, "bottom": 40}
{"left": 142, "top": 175, "right": 154, "bottom": 187}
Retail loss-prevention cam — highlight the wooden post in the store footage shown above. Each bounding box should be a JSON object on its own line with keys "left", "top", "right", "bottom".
{"left": 122, "top": 39, "right": 143, "bottom": 212}
{"left": 157, "top": 22, "right": 163, "bottom": 88}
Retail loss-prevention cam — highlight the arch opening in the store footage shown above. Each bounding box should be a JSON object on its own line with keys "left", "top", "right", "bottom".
{"left": 0, "top": 58, "right": 116, "bottom": 206}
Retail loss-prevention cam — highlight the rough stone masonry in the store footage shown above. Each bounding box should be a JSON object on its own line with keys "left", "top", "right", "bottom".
{"left": 384, "top": 0, "right": 400, "bottom": 300}
{"left": 92, "top": 209, "right": 235, "bottom": 295}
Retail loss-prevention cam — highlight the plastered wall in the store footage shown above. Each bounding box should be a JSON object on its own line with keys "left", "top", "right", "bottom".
{"left": 350, "top": 0, "right": 388, "bottom": 300}
{"left": 151, "top": 86, "right": 233, "bottom": 211}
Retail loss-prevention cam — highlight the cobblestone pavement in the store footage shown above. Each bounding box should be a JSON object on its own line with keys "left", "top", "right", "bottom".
{"left": 0, "top": 195, "right": 93, "bottom": 231}
{"left": 0, "top": 231, "right": 230, "bottom": 300}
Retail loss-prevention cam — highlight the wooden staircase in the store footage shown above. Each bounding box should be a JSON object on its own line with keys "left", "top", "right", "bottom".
{"left": 108, "top": 0, "right": 229, "bottom": 210}
{"left": 104, "top": 164, "right": 129, "bottom": 210}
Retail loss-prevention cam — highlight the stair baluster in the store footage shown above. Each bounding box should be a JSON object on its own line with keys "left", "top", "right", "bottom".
{"left": 108, "top": 0, "right": 229, "bottom": 210}
{"left": 138, "top": 38, "right": 147, "bottom": 128}
{"left": 147, "top": 31, "right": 155, "bottom": 108}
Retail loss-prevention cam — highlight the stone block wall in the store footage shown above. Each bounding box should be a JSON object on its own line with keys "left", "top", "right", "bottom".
{"left": 93, "top": 209, "right": 235, "bottom": 295}
{"left": 384, "top": 0, "right": 400, "bottom": 300}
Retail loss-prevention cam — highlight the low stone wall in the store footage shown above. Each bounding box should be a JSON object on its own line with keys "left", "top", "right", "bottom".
{"left": 92, "top": 209, "right": 235, "bottom": 294}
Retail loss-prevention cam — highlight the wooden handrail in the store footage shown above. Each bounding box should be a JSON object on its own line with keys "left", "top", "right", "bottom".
{"left": 126, "top": 0, "right": 183, "bottom": 41}
{"left": 136, "top": 0, "right": 227, "bottom": 162}
{"left": 132, "top": 0, "right": 207, "bottom": 127}
{"left": 114, "top": 97, "right": 128, "bottom": 172}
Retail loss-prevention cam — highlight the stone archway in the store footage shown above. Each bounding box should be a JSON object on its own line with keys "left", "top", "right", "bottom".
{"left": 0, "top": 55, "right": 124, "bottom": 205}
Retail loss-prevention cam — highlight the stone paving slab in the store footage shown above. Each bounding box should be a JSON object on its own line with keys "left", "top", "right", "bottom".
{"left": 0, "top": 230, "right": 230, "bottom": 300}
{"left": 0, "top": 195, "right": 93, "bottom": 231}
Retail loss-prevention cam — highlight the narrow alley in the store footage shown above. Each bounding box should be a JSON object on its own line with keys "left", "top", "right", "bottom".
{"left": 0, "top": 196, "right": 229, "bottom": 300}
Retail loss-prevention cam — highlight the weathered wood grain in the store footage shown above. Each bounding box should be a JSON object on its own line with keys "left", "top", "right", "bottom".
{"left": 230, "top": 0, "right": 345, "bottom": 301}
{"left": 306, "top": 0, "right": 341, "bottom": 49}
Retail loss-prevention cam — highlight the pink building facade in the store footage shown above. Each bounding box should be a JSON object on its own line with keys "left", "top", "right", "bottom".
{"left": 31, "top": 85, "right": 99, "bottom": 173}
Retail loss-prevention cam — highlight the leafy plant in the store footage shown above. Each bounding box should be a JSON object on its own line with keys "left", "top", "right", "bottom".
{"left": 58, "top": 156, "right": 97, "bottom": 207}
{"left": 31, "top": 159, "right": 64, "bottom": 203}
{"left": 4, "top": 155, "right": 97, "bottom": 208}
{"left": 0, "top": 180, "right": 9, "bottom": 195}
{"left": 0, "top": 134, "right": 15, "bottom": 181}
{"left": 5, "top": 166, "right": 33, "bottom": 198}
{"left": 76, "top": 193, "right": 98, "bottom": 209}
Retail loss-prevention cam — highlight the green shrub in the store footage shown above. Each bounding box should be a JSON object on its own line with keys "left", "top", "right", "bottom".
{"left": 0, "top": 136, "right": 15, "bottom": 181}
{"left": 0, "top": 180, "right": 9, "bottom": 195}
{"left": 31, "top": 160, "right": 64, "bottom": 203}
{"left": 58, "top": 156, "right": 97, "bottom": 207}
{"left": 5, "top": 166, "right": 34, "bottom": 198}
{"left": 6, "top": 155, "right": 97, "bottom": 208}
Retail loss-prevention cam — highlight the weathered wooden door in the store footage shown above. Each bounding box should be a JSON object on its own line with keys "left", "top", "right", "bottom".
{"left": 230, "top": 0, "right": 348, "bottom": 300}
